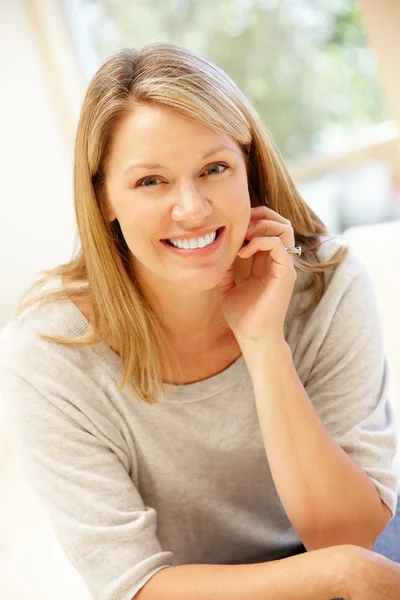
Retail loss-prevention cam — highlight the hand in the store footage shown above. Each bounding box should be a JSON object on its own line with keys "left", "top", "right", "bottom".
{"left": 218, "top": 206, "right": 297, "bottom": 345}
{"left": 343, "top": 545, "right": 400, "bottom": 599}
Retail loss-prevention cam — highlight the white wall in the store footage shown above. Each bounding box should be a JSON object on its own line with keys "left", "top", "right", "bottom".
{"left": 0, "top": 3, "right": 93, "bottom": 598}
{"left": 0, "top": 0, "right": 84, "bottom": 328}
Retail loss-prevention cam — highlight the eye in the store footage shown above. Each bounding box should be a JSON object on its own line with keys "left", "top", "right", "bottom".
{"left": 136, "top": 176, "right": 163, "bottom": 188}
{"left": 135, "top": 163, "right": 228, "bottom": 188}
{"left": 203, "top": 163, "right": 228, "bottom": 176}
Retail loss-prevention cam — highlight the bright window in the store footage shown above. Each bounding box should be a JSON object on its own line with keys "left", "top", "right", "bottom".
{"left": 64, "top": 0, "right": 400, "bottom": 232}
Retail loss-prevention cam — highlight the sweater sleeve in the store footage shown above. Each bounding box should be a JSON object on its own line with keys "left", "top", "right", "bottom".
{"left": 0, "top": 341, "right": 173, "bottom": 600}
{"left": 301, "top": 251, "right": 399, "bottom": 517}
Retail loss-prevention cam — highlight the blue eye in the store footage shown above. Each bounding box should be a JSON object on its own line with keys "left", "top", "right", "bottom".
{"left": 137, "top": 176, "right": 162, "bottom": 187}
{"left": 135, "top": 163, "right": 228, "bottom": 188}
{"left": 204, "top": 163, "right": 228, "bottom": 176}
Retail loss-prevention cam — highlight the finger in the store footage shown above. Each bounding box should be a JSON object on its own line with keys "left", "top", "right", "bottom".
{"left": 218, "top": 261, "right": 236, "bottom": 298}
{"left": 250, "top": 205, "right": 291, "bottom": 226}
{"left": 245, "top": 236, "right": 297, "bottom": 281}
{"left": 237, "top": 236, "right": 295, "bottom": 272}
{"left": 246, "top": 220, "right": 295, "bottom": 248}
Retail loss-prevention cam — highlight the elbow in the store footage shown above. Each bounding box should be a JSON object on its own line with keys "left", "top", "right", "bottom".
{"left": 300, "top": 501, "right": 392, "bottom": 552}
{"left": 302, "top": 526, "right": 375, "bottom": 552}
{"left": 372, "top": 500, "right": 393, "bottom": 541}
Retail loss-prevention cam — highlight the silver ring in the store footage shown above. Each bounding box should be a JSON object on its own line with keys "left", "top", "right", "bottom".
{"left": 286, "top": 246, "right": 302, "bottom": 256}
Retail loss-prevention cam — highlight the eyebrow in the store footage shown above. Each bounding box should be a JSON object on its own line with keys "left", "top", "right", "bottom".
{"left": 122, "top": 144, "right": 239, "bottom": 176}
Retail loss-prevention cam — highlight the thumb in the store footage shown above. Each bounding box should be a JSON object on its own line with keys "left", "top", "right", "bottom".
{"left": 218, "top": 261, "right": 236, "bottom": 300}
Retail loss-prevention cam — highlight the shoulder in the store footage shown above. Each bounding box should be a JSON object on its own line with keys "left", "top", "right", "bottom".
{"left": 0, "top": 293, "right": 100, "bottom": 390}
{"left": 286, "top": 234, "right": 380, "bottom": 347}
{"left": 286, "top": 234, "right": 387, "bottom": 387}
{"left": 317, "top": 234, "right": 369, "bottom": 283}
{"left": 317, "top": 234, "right": 377, "bottom": 313}
{"left": 0, "top": 292, "right": 128, "bottom": 440}
{"left": 293, "top": 233, "right": 373, "bottom": 309}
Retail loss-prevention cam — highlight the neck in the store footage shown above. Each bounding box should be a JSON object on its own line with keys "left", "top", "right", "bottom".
{"left": 135, "top": 256, "right": 251, "bottom": 344}
{"left": 142, "top": 282, "right": 228, "bottom": 343}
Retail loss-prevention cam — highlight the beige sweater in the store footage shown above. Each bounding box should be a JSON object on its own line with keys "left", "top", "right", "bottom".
{"left": 0, "top": 237, "right": 398, "bottom": 600}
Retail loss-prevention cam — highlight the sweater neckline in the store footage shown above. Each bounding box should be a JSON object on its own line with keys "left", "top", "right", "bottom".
{"left": 61, "top": 297, "right": 247, "bottom": 402}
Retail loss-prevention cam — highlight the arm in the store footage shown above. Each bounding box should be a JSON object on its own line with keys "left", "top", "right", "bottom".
{"left": 135, "top": 545, "right": 349, "bottom": 600}
{"left": 221, "top": 217, "right": 397, "bottom": 552}
{"left": 238, "top": 249, "right": 400, "bottom": 552}
{"left": 244, "top": 338, "right": 390, "bottom": 551}
{"left": 0, "top": 350, "right": 173, "bottom": 600}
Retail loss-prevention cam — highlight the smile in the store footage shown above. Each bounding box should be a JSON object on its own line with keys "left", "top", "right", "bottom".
{"left": 161, "top": 227, "right": 225, "bottom": 257}
{"left": 168, "top": 229, "right": 217, "bottom": 249}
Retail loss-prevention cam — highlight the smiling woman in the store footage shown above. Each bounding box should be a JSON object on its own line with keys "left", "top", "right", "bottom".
{"left": 10, "top": 43, "right": 347, "bottom": 399}
{"left": 0, "top": 43, "right": 399, "bottom": 600}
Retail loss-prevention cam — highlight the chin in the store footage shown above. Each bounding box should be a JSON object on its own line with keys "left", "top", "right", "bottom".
{"left": 171, "top": 269, "right": 227, "bottom": 292}
{"left": 176, "top": 277, "right": 221, "bottom": 292}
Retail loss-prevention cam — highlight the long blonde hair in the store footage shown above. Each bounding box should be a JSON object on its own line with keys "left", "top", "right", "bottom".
{"left": 17, "top": 42, "right": 347, "bottom": 403}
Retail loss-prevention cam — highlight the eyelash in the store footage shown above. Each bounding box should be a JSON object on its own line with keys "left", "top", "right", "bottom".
{"left": 135, "top": 163, "right": 229, "bottom": 188}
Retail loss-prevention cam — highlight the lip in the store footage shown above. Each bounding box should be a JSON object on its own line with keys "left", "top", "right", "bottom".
{"left": 161, "top": 226, "right": 221, "bottom": 242}
{"left": 161, "top": 227, "right": 225, "bottom": 257}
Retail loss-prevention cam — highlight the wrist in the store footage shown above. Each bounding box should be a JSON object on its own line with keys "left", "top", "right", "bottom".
{"left": 311, "top": 545, "right": 354, "bottom": 599}
{"left": 238, "top": 337, "right": 292, "bottom": 378}
{"left": 338, "top": 544, "right": 376, "bottom": 599}
{"left": 237, "top": 335, "right": 289, "bottom": 358}
{"left": 321, "top": 544, "right": 371, "bottom": 600}
{"left": 261, "top": 545, "right": 353, "bottom": 599}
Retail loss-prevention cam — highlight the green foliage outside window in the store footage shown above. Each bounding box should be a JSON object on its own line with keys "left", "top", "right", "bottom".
{"left": 78, "top": 0, "right": 387, "bottom": 160}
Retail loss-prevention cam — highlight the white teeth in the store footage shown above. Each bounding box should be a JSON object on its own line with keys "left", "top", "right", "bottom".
{"left": 168, "top": 230, "right": 217, "bottom": 250}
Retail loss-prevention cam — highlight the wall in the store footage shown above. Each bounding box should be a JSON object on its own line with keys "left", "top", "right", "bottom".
{"left": 0, "top": 0, "right": 84, "bottom": 328}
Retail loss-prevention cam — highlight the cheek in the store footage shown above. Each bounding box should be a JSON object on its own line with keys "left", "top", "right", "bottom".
{"left": 117, "top": 204, "right": 165, "bottom": 252}
{"left": 225, "top": 181, "right": 251, "bottom": 228}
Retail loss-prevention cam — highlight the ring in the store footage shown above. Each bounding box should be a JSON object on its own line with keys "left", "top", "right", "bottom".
{"left": 286, "top": 246, "right": 302, "bottom": 256}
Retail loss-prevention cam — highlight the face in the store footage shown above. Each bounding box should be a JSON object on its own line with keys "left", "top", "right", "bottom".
{"left": 104, "top": 102, "right": 251, "bottom": 293}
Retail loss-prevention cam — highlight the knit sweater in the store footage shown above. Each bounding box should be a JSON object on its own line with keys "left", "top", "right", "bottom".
{"left": 0, "top": 236, "right": 398, "bottom": 600}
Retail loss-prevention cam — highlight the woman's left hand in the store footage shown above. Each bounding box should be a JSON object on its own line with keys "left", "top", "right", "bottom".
{"left": 218, "top": 206, "right": 297, "bottom": 346}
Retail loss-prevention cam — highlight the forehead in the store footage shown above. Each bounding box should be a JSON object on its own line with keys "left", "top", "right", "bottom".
{"left": 106, "top": 102, "right": 240, "bottom": 170}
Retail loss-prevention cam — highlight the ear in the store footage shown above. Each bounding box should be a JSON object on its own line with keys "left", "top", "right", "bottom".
{"left": 103, "top": 196, "right": 116, "bottom": 222}
{"left": 106, "top": 206, "right": 117, "bottom": 222}
{"left": 98, "top": 179, "right": 116, "bottom": 222}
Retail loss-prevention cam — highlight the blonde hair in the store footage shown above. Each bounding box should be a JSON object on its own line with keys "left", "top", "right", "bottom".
{"left": 17, "top": 42, "right": 348, "bottom": 403}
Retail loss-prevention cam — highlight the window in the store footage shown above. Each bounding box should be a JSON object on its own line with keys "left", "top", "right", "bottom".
{"left": 64, "top": 0, "right": 400, "bottom": 232}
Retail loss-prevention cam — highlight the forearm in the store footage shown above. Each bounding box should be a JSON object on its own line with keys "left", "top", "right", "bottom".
{"left": 243, "top": 339, "right": 388, "bottom": 551}
{"left": 135, "top": 545, "right": 348, "bottom": 600}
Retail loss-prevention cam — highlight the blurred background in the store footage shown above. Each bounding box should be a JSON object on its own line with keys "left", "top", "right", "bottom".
{"left": 1, "top": 0, "right": 399, "bottom": 598}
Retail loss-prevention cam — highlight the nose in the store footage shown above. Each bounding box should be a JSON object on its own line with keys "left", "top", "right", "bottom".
{"left": 171, "top": 181, "right": 212, "bottom": 223}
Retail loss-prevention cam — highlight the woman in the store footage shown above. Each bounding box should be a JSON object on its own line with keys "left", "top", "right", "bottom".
{"left": 0, "top": 43, "right": 399, "bottom": 600}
